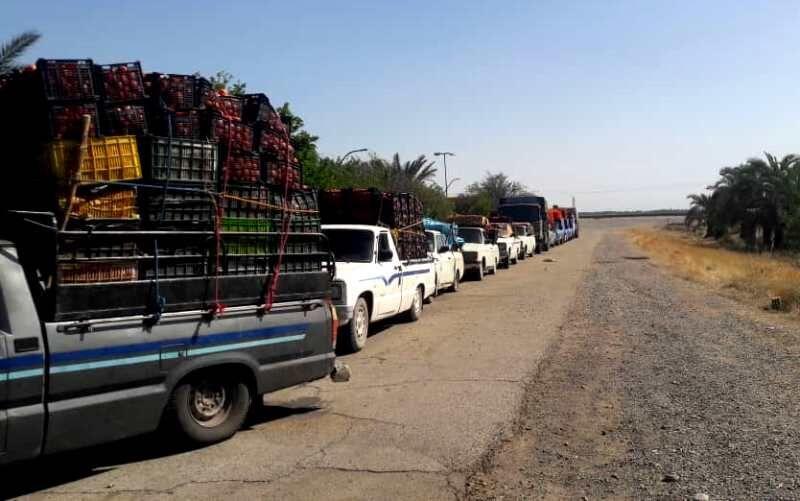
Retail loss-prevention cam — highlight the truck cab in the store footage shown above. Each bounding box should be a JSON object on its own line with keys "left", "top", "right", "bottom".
{"left": 456, "top": 227, "right": 500, "bottom": 280}
{"left": 0, "top": 240, "right": 342, "bottom": 465}
{"left": 425, "top": 230, "right": 465, "bottom": 296}
{"left": 323, "top": 224, "right": 435, "bottom": 353}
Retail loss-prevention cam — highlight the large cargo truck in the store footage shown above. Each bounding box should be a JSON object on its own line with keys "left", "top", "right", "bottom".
{"left": 497, "top": 196, "right": 550, "bottom": 253}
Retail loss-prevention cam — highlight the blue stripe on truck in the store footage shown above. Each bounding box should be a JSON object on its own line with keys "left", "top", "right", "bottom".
{"left": 1, "top": 323, "right": 309, "bottom": 380}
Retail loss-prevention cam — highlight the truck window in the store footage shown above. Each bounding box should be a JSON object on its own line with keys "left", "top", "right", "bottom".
{"left": 458, "top": 228, "right": 484, "bottom": 244}
{"left": 323, "top": 229, "right": 374, "bottom": 263}
{"left": 426, "top": 232, "right": 436, "bottom": 253}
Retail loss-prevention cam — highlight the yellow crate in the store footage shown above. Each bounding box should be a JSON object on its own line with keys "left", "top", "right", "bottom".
{"left": 50, "top": 135, "right": 142, "bottom": 182}
{"left": 62, "top": 189, "right": 140, "bottom": 219}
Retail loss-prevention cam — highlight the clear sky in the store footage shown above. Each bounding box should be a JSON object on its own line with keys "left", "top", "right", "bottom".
{"left": 4, "top": 0, "right": 800, "bottom": 210}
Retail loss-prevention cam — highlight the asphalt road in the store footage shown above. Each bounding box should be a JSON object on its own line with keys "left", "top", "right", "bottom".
{"left": 6, "top": 217, "right": 671, "bottom": 500}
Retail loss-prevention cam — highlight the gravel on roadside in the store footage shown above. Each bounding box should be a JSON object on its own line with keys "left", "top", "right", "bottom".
{"left": 467, "top": 232, "right": 800, "bottom": 500}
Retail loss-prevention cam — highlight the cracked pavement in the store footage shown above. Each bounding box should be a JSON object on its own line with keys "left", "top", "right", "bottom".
{"left": 5, "top": 218, "right": 669, "bottom": 500}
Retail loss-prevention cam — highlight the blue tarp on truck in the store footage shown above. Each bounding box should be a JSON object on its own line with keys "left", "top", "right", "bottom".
{"left": 423, "top": 218, "right": 463, "bottom": 246}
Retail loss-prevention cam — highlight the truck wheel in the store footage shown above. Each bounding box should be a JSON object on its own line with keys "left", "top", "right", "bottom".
{"left": 475, "top": 262, "right": 485, "bottom": 281}
{"left": 344, "top": 297, "right": 370, "bottom": 352}
{"left": 407, "top": 286, "right": 423, "bottom": 321}
{"left": 170, "top": 373, "right": 251, "bottom": 444}
{"left": 428, "top": 275, "right": 439, "bottom": 302}
{"left": 490, "top": 259, "right": 498, "bottom": 275}
{"left": 519, "top": 249, "right": 526, "bottom": 261}
{"left": 449, "top": 267, "right": 460, "bottom": 292}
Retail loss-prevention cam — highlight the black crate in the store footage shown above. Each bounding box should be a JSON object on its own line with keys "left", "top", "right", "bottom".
{"left": 243, "top": 93, "right": 276, "bottom": 124}
{"left": 147, "top": 73, "right": 210, "bottom": 111}
{"left": 150, "top": 109, "right": 203, "bottom": 139}
{"left": 95, "top": 62, "right": 147, "bottom": 103}
{"left": 143, "top": 136, "right": 218, "bottom": 184}
{"left": 102, "top": 103, "right": 148, "bottom": 136}
{"left": 57, "top": 234, "right": 139, "bottom": 260}
{"left": 270, "top": 190, "right": 320, "bottom": 234}
{"left": 38, "top": 59, "right": 97, "bottom": 101}
{"left": 139, "top": 184, "right": 217, "bottom": 229}
{"left": 47, "top": 102, "right": 101, "bottom": 140}
{"left": 222, "top": 183, "right": 270, "bottom": 219}
{"left": 207, "top": 113, "right": 254, "bottom": 152}
{"left": 139, "top": 239, "right": 213, "bottom": 279}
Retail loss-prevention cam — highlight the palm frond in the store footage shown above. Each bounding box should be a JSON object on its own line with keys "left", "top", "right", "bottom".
{"left": 0, "top": 31, "right": 41, "bottom": 75}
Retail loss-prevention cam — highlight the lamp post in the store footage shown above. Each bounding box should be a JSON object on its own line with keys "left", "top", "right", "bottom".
{"left": 434, "top": 151, "right": 455, "bottom": 197}
{"left": 340, "top": 148, "right": 368, "bottom": 163}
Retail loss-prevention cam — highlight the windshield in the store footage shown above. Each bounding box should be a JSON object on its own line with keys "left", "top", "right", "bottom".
{"left": 323, "top": 229, "right": 374, "bottom": 263}
{"left": 513, "top": 225, "right": 527, "bottom": 235}
{"left": 458, "top": 228, "right": 483, "bottom": 244}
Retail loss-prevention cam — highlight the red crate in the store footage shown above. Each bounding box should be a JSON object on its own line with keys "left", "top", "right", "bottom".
{"left": 147, "top": 73, "right": 209, "bottom": 110}
{"left": 204, "top": 93, "right": 244, "bottom": 121}
{"left": 102, "top": 104, "right": 147, "bottom": 136}
{"left": 262, "top": 157, "right": 302, "bottom": 190}
{"left": 152, "top": 110, "right": 202, "bottom": 139}
{"left": 38, "top": 59, "right": 97, "bottom": 101}
{"left": 48, "top": 102, "right": 100, "bottom": 140}
{"left": 96, "top": 62, "right": 146, "bottom": 102}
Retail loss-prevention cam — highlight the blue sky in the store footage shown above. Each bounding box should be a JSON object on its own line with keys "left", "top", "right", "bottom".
{"left": 4, "top": 0, "right": 800, "bottom": 210}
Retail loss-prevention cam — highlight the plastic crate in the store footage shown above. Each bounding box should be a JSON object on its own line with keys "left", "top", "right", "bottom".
{"left": 151, "top": 110, "right": 203, "bottom": 139}
{"left": 263, "top": 157, "right": 302, "bottom": 190}
{"left": 221, "top": 233, "right": 275, "bottom": 255}
{"left": 139, "top": 240, "right": 212, "bottom": 278}
{"left": 255, "top": 128, "right": 292, "bottom": 156}
{"left": 58, "top": 261, "right": 138, "bottom": 284}
{"left": 222, "top": 183, "right": 270, "bottom": 219}
{"left": 220, "top": 254, "right": 270, "bottom": 276}
{"left": 139, "top": 185, "right": 216, "bottom": 229}
{"left": 222, "top": 152, "right": 261, "bottom": 183}
{"left": 102, "top": 103, "right": 147, "bottom": 136}
{"left": 144, "top": 136, "right": 218, "bottom": 184}
{"left": 148, "top": 73, "right": 209, "bottom": 110}
{"left": 38, "top": 59, "right": 97, "bottom": 101}
{"left": 209, "top": 115, "right": 253, "bottom": 151}
{"left": 57, "top": 236, "right": 138, "bottom": 260}
{"left": 65, "top": 188, "right": 139, "bottom": 220}
{"left": 205, "top": 94, "right": 244, "bottom": 121}
{"left": 222, "top": 217, "right": 271, "bottom": 232}
{"left": 49, "top": 135, "right": 142, "bottom": 182}
{"left": 47, "top": 102, "right": 100, "bottom": 140}
{"left": 95, "top": 62, "right": 147, "bottom": 102}
{"left": 243, "top": 93, "right": 277, "bottom": 124}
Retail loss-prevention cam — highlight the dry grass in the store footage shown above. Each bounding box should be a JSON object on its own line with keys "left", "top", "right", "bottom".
{"left": 628, "top": 228, "right": 800, "bottom": 313}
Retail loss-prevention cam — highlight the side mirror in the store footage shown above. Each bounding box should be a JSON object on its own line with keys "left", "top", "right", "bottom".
{"left": 378, "top": 249, "right": 394, "bottom": 262}
{"left": 438, "top": 245, "right": 450, "bottom": 254}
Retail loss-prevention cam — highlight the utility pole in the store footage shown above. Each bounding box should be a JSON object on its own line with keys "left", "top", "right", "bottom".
{"left": 433, "top": 152, "right": 455, "bottom": 197}
{"left": 340, "top": 148, "right": 368, "bottom": 163}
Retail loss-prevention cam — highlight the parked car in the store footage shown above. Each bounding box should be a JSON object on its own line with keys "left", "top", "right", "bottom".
{"left": 491, "top": 222, "right": 522, "bottom": 268}
{"left": 426, "top": 229, "right": 465, "bottom": 296}
{"left": 323, "top": 224, "right": 436, "bottom": 352}
{"left": 512, "top": 222, "right": 536, "bottom": 259}
{"left": 0, "top": 240, "right": 347, "bottom": 465}
{"left": 457, "top": 226, "right": 500, "bottom": 280}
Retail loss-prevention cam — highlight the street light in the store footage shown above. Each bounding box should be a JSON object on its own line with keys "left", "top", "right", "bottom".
{"left": 434, "top": 152, "right": 455, "bottom": 197}
{"left": 340, "top": 148, "right": 368, "bottom": 163}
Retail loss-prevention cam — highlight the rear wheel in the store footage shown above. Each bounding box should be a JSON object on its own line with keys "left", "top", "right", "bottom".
{"left": 344, "top": 297, "right": 370, "bottom": 352}
{"left": 490, "top": 259, "right": 498, "bottom": 274}
{"left": 475, "top": 262, "right": 484, "bottom": 281}
{"left": 170, "top": 373, "right": 251, "bottom": 444}
{"left": 407, "top": 286, "right": 423, "bottom": 321}
{"left": 519, "top": 248, "right": 526, "bottom": 260}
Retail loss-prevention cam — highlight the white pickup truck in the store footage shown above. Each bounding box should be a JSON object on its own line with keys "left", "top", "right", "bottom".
{"left": 512, "top": 222, "right": 537, "bottom": 260}
{"left": 457, "top": 227, "right": 500, "bottom": 280}
{"left": 322, "top": 224, "right": 436, "bottom": 352}
{"left": 492, "top": 223, "right": 522, "bottom": 268}
{"left": 425, "top": 229, "right": 465, "bottom": 296}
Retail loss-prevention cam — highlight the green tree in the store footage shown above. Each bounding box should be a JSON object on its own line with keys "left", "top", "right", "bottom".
{"left": 276, "top": 103, "right": 321, "bottom": 179}
{"left": 207, "top": 70, "right": 246, "bottom": 96}
{"left": 0, "top": 31, "right": 41, "bottom": 76}
{"left": 464, "top": 172, "right": 527, "bottom": 211}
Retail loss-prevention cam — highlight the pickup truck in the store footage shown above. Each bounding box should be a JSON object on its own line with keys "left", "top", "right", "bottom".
{"left": 457, "top": 227, "right": 500, "bottom": 280}
{"left": 491, "top": 223, "right": 522, "bottom": 268}
{"left": 322, "top": 224, "right": 435, "bottom": 352}
{"left": 425, "top": 229, "right": 465, "bottom": 296}
{"left": 0, "top": 240, "right": 346, "bottom": 465}
{"left": 512, "top": 222, "right": 537, "bottom": 259}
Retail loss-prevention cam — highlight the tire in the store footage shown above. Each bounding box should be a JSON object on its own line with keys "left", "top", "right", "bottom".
{"left": 475, "top": 262, "right": 484, "bottom": 281}
{"left": 449, "top": 268, "right": 460, "bottom": 292}
{"left": 535, "top": 243, "right": 542, "bottom": 255}
{"left": 344, "top": 297, "right": 370, "bottom": 352}
{"left": 490, "top": 259, "right": 498, "bottom": 275}
{"left": 406, "top": 286, "right": 423, "bottom": 321}
{"left": 519, "top": 249, "right": 526, "bottom": 261}
{"left": 170, "top": 373, "right": 252, "bottom": 445}
{"left": 428, "top": 275, "right": 439, "bottom": 302}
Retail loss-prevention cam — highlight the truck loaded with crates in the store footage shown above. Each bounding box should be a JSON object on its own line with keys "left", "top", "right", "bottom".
{"left": 319, "top": 189, "right": 435, "bottom": 352}
{"left": 488, "top": 217, "right": 522, "bottom": 268}
{"left": 424, "top": 217, "right": 465, "bottom": 296}
{"left": 497, "top": 195, "right": 551, "bottom": 253}
{"left": 0, "top": 58, "right": 349, "bottom": 465}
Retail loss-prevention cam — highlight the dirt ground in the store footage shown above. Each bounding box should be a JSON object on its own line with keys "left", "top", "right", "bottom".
{"left": 467, "top": 227, "right": 800, "bottom": 500}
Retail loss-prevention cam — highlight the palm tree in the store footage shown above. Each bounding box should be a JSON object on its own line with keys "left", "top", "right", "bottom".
{"left": 685, "top": 193, "right": 711, "bottom": 233}
{"left": 0, "top": 31, "right": 41, "bottom": 77}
